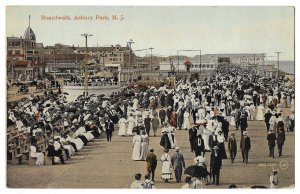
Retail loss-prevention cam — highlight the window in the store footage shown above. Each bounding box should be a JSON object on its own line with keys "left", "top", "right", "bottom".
{"left": 15, "top": 50, "right": 21, "bottom": 54}
{"left": 8, "top": 50, "right": 12, "bottom": 54}
{"left": 211, "top": 64, "right": 214, "bottom": 68}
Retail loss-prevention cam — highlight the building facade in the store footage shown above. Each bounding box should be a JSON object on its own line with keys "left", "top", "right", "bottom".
{"left": 159, "top": 53, "right": 265, "bottom": 73}
{"left": 7, "top": 16, "right": 46, "bottom": 82}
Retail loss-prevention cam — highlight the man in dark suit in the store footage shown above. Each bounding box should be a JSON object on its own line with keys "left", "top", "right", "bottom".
{"left": 267, "top": 130, "right": 276, "bottom": 158}
{"left": 144, "top": 115, "right": 151, "bottom": 136}
{"left": 188, "top": 126, "right": 197, "bottom": 152}
{"left": 228, "top": 132, "right": 237, "bottom": 163}
{"left": 194, "top": 131, "right": 204, "bottom": 157}
{"left": 222, "top": 117, "right": 230, "bottom": 141}
{"left": 159, "top": 108, "right": 166, "bottom": 127}
{"left": 209, "top": 130, "right": 218, "bottom": 152}
{"left": 210, "top": 145, "right": 222, "bottom": 186}
{"left": 146, "top": 148, "right": 157, "bottom": 181}
{"left": 171, "top": 147, "right": 186, "bottom": 183}
{"left": 239, "top": 112, "right": 248, "bottom": 136}
{"left": 105, "top": 118, "right": 114, "bottom": 142}
{"left": 240, "top": 131, "right": 251, "bottom": 163}
{"left": 177, "top": 108, "right": 185, "bottom": 130}
{"left": 264, "top": 109, "right": 272, "bottom": 132}
{"left": 166, "top": 106, "right": 173, "bottom": 124}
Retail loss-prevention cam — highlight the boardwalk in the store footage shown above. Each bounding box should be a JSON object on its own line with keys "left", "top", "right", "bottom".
{"left": 7, "top": 108, "right": 294, "bottom": 188}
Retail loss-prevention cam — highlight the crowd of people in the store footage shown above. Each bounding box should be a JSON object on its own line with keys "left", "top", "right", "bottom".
{"left": 123, "top": 64, "right": 294, "bottom": 188}
{"left": 7, "top": 63, "right": 294, "bottom": 188}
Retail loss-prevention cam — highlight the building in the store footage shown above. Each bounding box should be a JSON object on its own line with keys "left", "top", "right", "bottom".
{"left": 159, "top": 53, "right": 265, "bottom": 73}
{"left": 42, "top": 43, "right": 133, "bottom": 78}
{"left": 7, "top": 16, "right": 46, "bottom": 82}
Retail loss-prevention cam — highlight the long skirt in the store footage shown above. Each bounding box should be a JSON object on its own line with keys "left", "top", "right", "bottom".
{"left": 161, "top": 161, "right": 173, "bottom": 180}
{"left": 35, "top": 152, "right": 45, "bottom": 165}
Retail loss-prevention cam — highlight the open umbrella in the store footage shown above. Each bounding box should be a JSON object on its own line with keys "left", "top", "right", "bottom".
{"left": 184, "top": 165, "right": 209, "bottom": 178}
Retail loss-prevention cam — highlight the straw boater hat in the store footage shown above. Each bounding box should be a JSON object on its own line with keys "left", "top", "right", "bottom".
{"left": 243, "top": 131, "right": 248, "bottom": 135}
{"left": 175, "top": 147, "right": 180, "bottom": 151}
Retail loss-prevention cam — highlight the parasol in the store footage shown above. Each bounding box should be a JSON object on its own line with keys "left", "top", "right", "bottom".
{"left": 184, "top": 165, "right": 210, "bottom": 178}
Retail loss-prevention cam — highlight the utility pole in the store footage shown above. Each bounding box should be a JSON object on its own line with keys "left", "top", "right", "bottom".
{"left": 199, "top": 50, "right": 202, "bottom": 74}
{"left": 127, "top": 39, "right": 134, "bottom": 67}
{"left": 261, "top": 53, "right": 266, "bottom": 75}
{"left": 177, "top": 50, "right": 180, "bottom": 74}
{"left": 54, "top": 47, "right": 57, "bottom": 89}
{"left": 81, "top": 33, "right": 93, "bottom": 98}
{"left": 253, "top": 54, "right": 256, "bottom": 74}
{"left": 275, "top": 51, "right": 282, "bottom": 88}
{"left": 149, "top": 47, "right": 154, "bottom": 78}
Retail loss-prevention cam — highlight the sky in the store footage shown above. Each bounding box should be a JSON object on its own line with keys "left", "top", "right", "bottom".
{"left": 6, "top": 6, "right": 295, "bottom": 60}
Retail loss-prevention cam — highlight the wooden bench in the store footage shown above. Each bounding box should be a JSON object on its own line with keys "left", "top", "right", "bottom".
{"left": 22, "top": 150, "right": 30, "bottom": 160}
{"left": 12, "top": 154, "right": 23, "bottom": 165}
{"left": 45, "top": 157, "right": 53, "bottom": 165}
{"left": 28, "top": 156, "right": 37, "bottom": 165}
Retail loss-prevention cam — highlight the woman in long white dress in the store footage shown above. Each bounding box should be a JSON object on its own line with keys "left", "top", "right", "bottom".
{"left": 132, "top": 131, "right": 142, "bottom": 161}
{"left": 127, "top": 114, "right": 135, "bottom": 136}
{"left": 167, "top": 128, "right": 177, "bottom": 149}
{"left": 65, "top": 132, "right": 84, "bottom": 150}
{"left": 161, "top": 148, "right": 173, "bottom": 182}
{"left": 202, "top": 125, "right": 212, "bottom": 151}
{"left": 118, "top": 117, "right": 127, "bottom": 136}
{"left": 133, "top": 98, "right": 139, "bottom": 111}
{"left": 140, "top": 131, "right": 149, "bottom": 160}
{"left": 30, "top": 145, "right": 45, "bottom": 165}
{"left": 269, "top": 114, "right": 277, "bottom": 132}
{"left": 256, "top": 105, "right": 264, "bottom": 121}
{"left": 230, "top": 110, "right": 236, "bottom": 126}
{"left": 75, "top": 126, "right": 94, "bottom": 141}
{"left": 183, "top": 110, "right": 191, "bottom": 130}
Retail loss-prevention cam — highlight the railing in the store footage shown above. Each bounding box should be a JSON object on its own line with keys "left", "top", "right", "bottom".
{"left": 64, "top": 81, "right": 127, "bottom": 87}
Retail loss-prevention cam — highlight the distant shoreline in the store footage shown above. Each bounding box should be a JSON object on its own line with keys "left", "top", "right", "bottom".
{"left": 268, "top": 61, "right": 295, "bottom": 74}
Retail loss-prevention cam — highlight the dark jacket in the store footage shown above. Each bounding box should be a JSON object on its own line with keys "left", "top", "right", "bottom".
{"left": 46, "top": 145, "right": 56, "bottom": 157}
{"left": 209, "top": 134, "right": 218, "bottom": 151}
{"left": 240, "top": 117, "right": 248, "bottom": 129}
{"left": 159, "top": 109, "right": 166, "bottom": 119}
{"left": 188, "top": 127, "right": 197, "bottom": 140}
{"left": 228, "top": 137, "right": 237, "bottom": 152}
{"left": 146, "top": 152, "right": 157, "bottom": 171}
{"left": 222, "top": 120, "right": 229, "bottom": 133}
{"left": 166, "top": 108, "right": 173, "bottom": 119}
{"left": 144, "top": 117, "right": 152, "bottom": 129}
{"left": 264, "top": 112, "right": 272, "bottom": 123}
{"left": 105, "top": 120, "right": 114, "bottom": 132}
{"left": 160, "top": 134, "right": 171, "bottom": 149}
{"left": 210, "top": 149, "right": 222, "bottom": 174}
{"left": 240, "top": 136, "right": 251, "bottom": 151}
{"left": 194, "top": 134, "right": 205, "bottom": 155}
{"left": 277, "top": 130, "right": 285, "bottom": 145}
{"left": 267, "top": 132, "right": 276, "bottom": 146}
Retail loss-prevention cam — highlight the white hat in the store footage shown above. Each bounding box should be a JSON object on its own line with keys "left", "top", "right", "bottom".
{"left": 175, "top": 147, "right": 180, "bottom": 151}
{"left": 243, "top": 131, "right": 248, "bottom": 135}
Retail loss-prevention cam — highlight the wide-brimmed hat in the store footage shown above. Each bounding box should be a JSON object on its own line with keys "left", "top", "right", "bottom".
{"left": 175, "top": 147, "right": 180, "bottom": 151}
{"left": 243, "top": 131, "right": 248, "bottom": 135}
